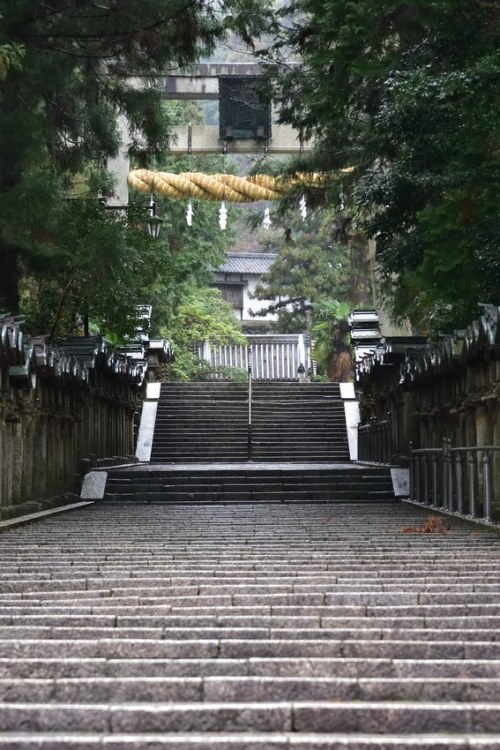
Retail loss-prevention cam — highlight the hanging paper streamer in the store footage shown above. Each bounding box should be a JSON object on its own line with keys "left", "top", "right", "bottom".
{"left": 186, "top": 200, "right": 193, "bottom": 227}
{"left": 299, "top": 195, "right": 307, "bottom": 221}
{"left": 262, "top": 206, "right": 272, "bottom": 230}
{"left": 339, "top": 187, "right": 345, "bottom": 211}
{"left": 219, "top": 201, "right": 227, "bottom": 230}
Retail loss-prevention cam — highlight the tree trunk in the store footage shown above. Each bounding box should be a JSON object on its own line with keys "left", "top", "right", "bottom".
{"left": 0, "top": 243, "right": 19, "bottom": 314}
{"left": 0, "top": 142, "right": 20, "bottom": 314}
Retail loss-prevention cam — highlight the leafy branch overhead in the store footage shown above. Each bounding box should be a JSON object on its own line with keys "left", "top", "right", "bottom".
{"left": 260, "top": 0, "right": 500, "bottom": 332}
{"left": 251, "top": 235, "right": 352, "bottom": 331}
{"left": 0, "top": 0, "right": 273, "bottom": 323}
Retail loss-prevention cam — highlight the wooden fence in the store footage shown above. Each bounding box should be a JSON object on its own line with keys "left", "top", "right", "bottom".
{"left": 198, "top": 334, "right": 314, "bottom": 380}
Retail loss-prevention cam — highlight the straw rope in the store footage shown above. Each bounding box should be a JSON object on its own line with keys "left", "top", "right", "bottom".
{"left": 127, "top": 168, "right": 353, "bottom": 203}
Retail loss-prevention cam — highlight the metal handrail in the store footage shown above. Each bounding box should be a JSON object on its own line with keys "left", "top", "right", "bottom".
{"left": 410, "top": 442, "right": 500, "bottom": 523}
{"left": 358, "top": 414, "right": 392, "bottom": 464}
{"left": 247, "top": 344, "right": 253, "bottom": 461}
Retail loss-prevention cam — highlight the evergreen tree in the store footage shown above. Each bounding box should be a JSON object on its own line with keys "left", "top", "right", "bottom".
{"left": 251, "top": 210, "right": 359, "bottom": 332}
{"left": 262, "top": 0, "right": 500, "bottom": 332}
{"left": 0, "top": 0, "right": 270, "bottom": 316}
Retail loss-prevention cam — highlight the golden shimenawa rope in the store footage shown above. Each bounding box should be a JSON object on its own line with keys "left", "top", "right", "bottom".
{"left": 128, "top": 168, "right": 354, "bottom": 203}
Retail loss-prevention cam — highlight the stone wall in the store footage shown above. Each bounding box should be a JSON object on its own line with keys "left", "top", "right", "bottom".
{"left": 0, "top": 319, "right": 171, "bottom": 519}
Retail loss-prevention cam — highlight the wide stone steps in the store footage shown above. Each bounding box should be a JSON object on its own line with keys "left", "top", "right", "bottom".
{"left": 1, "top": 502, "right": 500, "bottom": 747}
{"left": 102, "top": 466, "right": 395, "bottom": 503}
{"left": 150, "top": 381, "right": 350, "bottom": 463}
{"left": 4, "top": 675, "right": 500, "bottom": 702}
{"left": 2, "top": 656, "right": 500, "bottom": 678}
{"left": 1, "top": 700, "right": 500, "bottom": 734}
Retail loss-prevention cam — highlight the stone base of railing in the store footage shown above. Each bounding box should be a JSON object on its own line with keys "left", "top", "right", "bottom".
{"left": 0, "top": 456, "right": 139, "bottom": 522}
{"left": 0, "top": 491, "right": 82, "bottom": 521}
{"left": 404, "top": 497, "right": 500, "bottom": 530}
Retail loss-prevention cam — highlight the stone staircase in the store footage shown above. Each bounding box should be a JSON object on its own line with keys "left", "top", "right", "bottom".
{"left": 150, "top": 382, "right": 248, "bottom": 463}
{"left": 129, "top": 379, "right": 392, "bottom": 505}
{"left": 103, "top": 464, "right": 396, "bottom": 504}
{"left": 251, "top": 382, "right": 350, "bottom": 463}
{"left": 0, "top": 501, "right": 499, "bottom": 747}
{"left": 150, "top": 381, "right": 350, "bottom": 463}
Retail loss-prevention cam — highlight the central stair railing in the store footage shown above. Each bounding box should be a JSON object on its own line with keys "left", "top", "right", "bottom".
{"left": 247, "top": 344, "right": 253, "bottom": 461}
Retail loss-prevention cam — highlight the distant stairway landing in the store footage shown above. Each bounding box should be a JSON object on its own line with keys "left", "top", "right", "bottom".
{"left": 103, "top": 464, "right": 396, "bottom": 504}
{"left": 150, "top": 381, "right": 350, "bottom": 464}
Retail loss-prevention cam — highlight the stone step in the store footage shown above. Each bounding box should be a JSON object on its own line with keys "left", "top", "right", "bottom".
{"left": 0, "top": 574, "right": 497, "bottom": 587}
{"left": 153, "top": 415, "right": 346, "bottom": 424}
{"left": 1, "top": 627, "right": 500, "bottom": 644}
{"left": 5, "top": 580, "right": 498, "bottom": 598}
{"left": 102, "top": 491, "right": 395, "bottom": 503}
{"left": 147, "top": 449, "right": 353, "bottom": 458}
{"left": 149, "top": 443, "right": 250, "bottom": 452}
{"left": 149, "top": 453, "right": 351, "bottom": 459}
{"left": 2, "top": 675, "right": 500, "bottom": 703}
{"left": 0, "top": 735, "right": 499, "bottom": 750}
{"left": 0, "top": 577, "right": 498, "bottom": 598}
{"left": 0, "top": 639, "right": 499, "bottom": 660}
{"left": 1, "top": 501, "right": 500, "bottom": 745}
{"left": 152, "top": 420, "right": 345, "bottom": 432}
{"left": 251, "top": 410, "right": 347, "bottom": 417}
{"left": 149, "top": 455, "right": 352, "bottom": 462}
{"left": 155, "top": 409, "right": 346, "bottom": 417}
{"left": 2, "top": 613, "right": 500, "bottom": 628}
{"left": 3, "top": 656, "right": 500, "bottom": 679}
{"left": 102, "top": 485, "right": 394, "bottom": 497}
{"left": 151, "top": 380, "right": 350, "bottom": 464}
{"left": 105, "top": 468, "right": 392, "bottom": 478}
{"left": 3, "top": 602, "right": 500, "bottom": 617}
{"left": 152, "top": 430, "right": 347, "bottom": 438}
{"left": 152, "top": 428, "right": 249, "bottom": 435}
{"left": 249, "top": 452, "right": 351, "bottom": 460}
{"left": 112, "top": 480, "right": 382, "bottom": 489}
{"left": 0, "top": 700, "right": 499, "bottom": 733}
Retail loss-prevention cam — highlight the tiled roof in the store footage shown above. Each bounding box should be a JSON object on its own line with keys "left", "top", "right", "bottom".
{"left": 216, "top": 252, "right": 277, "bottom": 275}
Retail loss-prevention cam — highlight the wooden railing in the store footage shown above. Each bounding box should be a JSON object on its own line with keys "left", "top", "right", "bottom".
{"left": 197, "top": 334, "right": 314, "bottom": 380}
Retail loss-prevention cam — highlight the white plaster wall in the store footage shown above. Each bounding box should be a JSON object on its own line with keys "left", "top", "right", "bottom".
{"left": 343, "top": 400, "right": 360, "bottom": 462}
{"left": 135, "top": 401, "right": 158, "bottom": 462}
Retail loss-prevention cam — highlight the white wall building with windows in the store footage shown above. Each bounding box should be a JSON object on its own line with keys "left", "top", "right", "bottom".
{"left": 213, "top": 252, "right": 278, "bottom": 330}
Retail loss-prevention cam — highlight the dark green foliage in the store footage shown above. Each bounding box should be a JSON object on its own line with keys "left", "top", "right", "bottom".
{"left": 262, "top": 0, "right": 500, "bottom": 332}
{"left": 18, "top": 197, "right": 165, "bottom": 341}
{"left": 311, "top": 298, "right": 352, "bottom": 378}
{"left": 161, "top": 286, "right": 246, "bottom": 381}
{"left": 0, "top": 0, "right": 271, "bottom": 326}
{"left": 251, "top": 210, "right": 354, "bottom": 332}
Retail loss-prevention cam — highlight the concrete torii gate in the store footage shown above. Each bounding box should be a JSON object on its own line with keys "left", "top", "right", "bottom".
{"left": 108, "top": 63, "right": 309, "bottom": 205}
{"left": 161, "top": 63, "right": 307, "bottom": 155}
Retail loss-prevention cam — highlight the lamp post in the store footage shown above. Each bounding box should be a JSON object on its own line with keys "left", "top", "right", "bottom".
{"left": 100, "top": 196, "right": 163, "bottom": 239}
{"left": 142, "top": 198, "right": 163, "bottom": 239}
